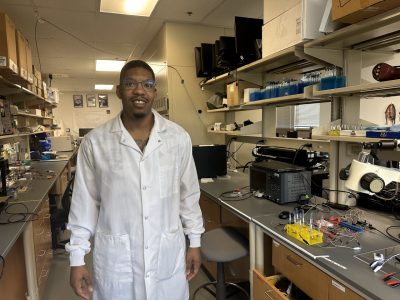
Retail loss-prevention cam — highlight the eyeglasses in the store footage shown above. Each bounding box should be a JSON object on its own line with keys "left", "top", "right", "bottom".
{"left": 121, "top": 79, "right": 156, "bottom": 91}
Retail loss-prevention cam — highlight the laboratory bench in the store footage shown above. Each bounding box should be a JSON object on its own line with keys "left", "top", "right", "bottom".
{"left": 0, "top": 150, "right": 77, "bottom": 300}
{"left": 200, "top": 171, "right": 400, "bottom": 300}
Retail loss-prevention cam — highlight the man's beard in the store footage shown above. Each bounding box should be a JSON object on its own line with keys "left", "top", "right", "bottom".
{"left": 132, "top": 111, "right": 146, "bottom": 118}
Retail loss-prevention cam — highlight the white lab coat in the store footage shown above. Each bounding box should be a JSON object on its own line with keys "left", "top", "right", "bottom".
{"left": 66, "top": 111, "right": 204, "bottom": 300}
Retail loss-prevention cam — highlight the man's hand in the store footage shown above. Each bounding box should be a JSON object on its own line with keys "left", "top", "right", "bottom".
{"left": 70, "top": 266, "right": 93, "bottom": 300}
{"left": 186, "top": 247, "right": 201, "bottom": 281}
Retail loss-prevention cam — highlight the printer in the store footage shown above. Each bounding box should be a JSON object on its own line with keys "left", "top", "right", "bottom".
{"left": 49, "top": 136, "right": 74, "bottom": 152}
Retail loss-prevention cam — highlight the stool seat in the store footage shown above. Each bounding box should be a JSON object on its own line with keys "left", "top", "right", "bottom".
{"left": 202, "top": 227, "right": 248, "bottom": 262}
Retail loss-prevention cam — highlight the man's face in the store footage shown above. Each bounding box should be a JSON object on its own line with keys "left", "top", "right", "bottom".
{"left": 116, "top": 67, "right": 156, "bottom": 119}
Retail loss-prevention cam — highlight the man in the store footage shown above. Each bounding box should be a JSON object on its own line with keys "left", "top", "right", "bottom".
{"left": 66, "top": 60, "right": 204, "bottom": 300}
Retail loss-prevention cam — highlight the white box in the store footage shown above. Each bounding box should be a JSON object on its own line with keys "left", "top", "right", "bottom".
{"left": 50, "top": 136, "right": 74, "bottom": 151}
{"left": 263, "top": 0, "right": 301, "bottom": 24}
{"left": 240, "top": 121, "right": 262, "bottom": 135}
{"left": 262, "top": 0, "right": 327, "bottom": 58}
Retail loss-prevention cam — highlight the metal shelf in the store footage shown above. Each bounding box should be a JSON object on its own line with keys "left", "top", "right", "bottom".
{"left": 0, "top": 76, "right": 55, "bottom": 108}
{"left": 13, "top": 112, "right": 53, "bottom": 120}
{"left": 207, "top": 104, "right": 261, "bottom": 113}
{"left": 313, "top": 79, "right": 400, "bottom": 98}
{"left": 237, "top": 46, "right": 324, "bottom": 74}
{"left": 243, "top": 85, "right": 329, "bottom": 107}
{"left": 306, "top": 7, "right": 400, "bottom": 51}
{"left": 312, "top": 134, "right": 391, "bottom": 143}
{"left": 0, "top": 130, "right": 54, "bottom": 141}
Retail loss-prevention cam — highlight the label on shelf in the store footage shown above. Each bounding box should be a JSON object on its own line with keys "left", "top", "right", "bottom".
{"left": 0, "top": 56, "right": 6, "bottom": 66}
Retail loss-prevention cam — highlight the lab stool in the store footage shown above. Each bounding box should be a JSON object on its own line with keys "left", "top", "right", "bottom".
{"left": 193, "top": 227, "right": 250, "bottom": 300}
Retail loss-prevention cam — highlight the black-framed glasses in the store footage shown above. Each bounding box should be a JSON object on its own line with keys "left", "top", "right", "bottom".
{"left": 121, "top": 79, "right": 156, "bottom": 91}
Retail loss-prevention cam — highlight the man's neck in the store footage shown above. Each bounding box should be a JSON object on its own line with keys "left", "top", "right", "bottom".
{"left": 121, "top": 112, "right": 154, "bottom": 134}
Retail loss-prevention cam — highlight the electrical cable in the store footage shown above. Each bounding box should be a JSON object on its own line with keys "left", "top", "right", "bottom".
{"left": 0, "top": 203, "right": 39, "bottom": 225}
{"left": 37, "top": 17, "right": 126, "bottom": 59}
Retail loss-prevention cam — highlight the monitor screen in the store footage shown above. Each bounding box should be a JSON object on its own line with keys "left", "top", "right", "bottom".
{"left": 192, "top": 145, "right": 227, "bottom": 179}
{"left": 234, "top": 16, "right": 263, "bottom": 65}
{"left": 79, "top": 128, "right": 93, "bottom": 137}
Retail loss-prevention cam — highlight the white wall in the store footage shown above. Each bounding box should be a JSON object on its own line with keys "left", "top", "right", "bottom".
{"left": 53, "top": 91, "right": 122, "bottom": 137}
{"left": 164, "top": 22, "right": 233, "bottom": 145}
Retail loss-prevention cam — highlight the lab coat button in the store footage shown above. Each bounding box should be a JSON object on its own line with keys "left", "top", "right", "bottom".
{"left": 145, "top": 245, "right": 148, "bottom": 249}
{"left": 142, "top": 186, "right": 147, "bottom": 191}
{"left": 146, "top": 273, "right": 150, "bottom": 278}
{"left": 144, "top": 216, "right": 148, "bottom": 220}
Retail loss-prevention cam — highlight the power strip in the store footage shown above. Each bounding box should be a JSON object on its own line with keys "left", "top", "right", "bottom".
{"left": 285, "top": 223, "right": 323, "bottom": 245}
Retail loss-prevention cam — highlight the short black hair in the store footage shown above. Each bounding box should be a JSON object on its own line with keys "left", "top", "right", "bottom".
{"left": 119, "top": 60, "right": 155, "bottom": 82}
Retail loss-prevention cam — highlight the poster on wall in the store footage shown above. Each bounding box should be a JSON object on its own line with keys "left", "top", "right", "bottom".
{"left": 86, "top": 94, "right": 96, "bottom": 107}
{"left": 73, "top": 94, "right": 83, "bottom": 108}
{"left": 98, "top": 94, "right": 108, "bottom": 108}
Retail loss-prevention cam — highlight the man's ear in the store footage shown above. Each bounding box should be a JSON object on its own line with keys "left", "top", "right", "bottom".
{"left": 116, "top": 85, "right": 122, "bottom": 99}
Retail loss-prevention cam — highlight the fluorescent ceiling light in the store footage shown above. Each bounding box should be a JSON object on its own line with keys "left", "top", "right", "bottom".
{"left": 100, "top": 0, "right": 159, "bottom": 17}
{"left": 95, "top": 84, "right": 114, "bottom": 90}
{"left": 96, "top": 60, "right": 126, "bottom": 72}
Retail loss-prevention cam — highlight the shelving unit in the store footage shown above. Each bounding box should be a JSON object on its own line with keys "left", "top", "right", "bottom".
{"left": 313, "top": 79, "right": 400, "bottom": 98}
{"left": 0, "top": 76, "right": 55, "bottom": 108}
{"left": 13, "top": 112, "right": 53, "bottom": 120}
{"left": 207, "top": 104, "right": 261, "bottom": 113}
{"left": 0, "top": 130, "right": 54, "bottom": 141}
{"left": 312, "top": 134, "right": 390, "bottom": 143}
{"left": 305, "top": 6, "right": 400, "bottom": 51}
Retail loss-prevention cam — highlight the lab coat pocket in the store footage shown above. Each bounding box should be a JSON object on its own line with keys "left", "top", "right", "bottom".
{"left": 157, "top": 230, "right": 185, "bottom": 280}
{"left": 159, "top": 165, "right": 179, "bottom": 196}
{"left": 93, "top": 233, "right": 133, "bottom": 283}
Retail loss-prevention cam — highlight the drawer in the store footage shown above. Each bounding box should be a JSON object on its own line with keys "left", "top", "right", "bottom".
{"left": 272, "top": 240, "right": 330, "bottom": 300}
{"left": 253, "top": 270, "right": 288, "bottom": 300}
{"left": 329, "top": 279, "right": 364, "bottom": 300}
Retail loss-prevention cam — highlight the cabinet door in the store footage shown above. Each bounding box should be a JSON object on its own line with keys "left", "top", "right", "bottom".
{"left": 0, "top": 236, "right": 28, "bottom": 300}
{"left": 272, "top": 241, "right": 330, "bottom": 300}
{"left": 329, "top": 279, "right": 364, "bottom": 300}
{"left": 199, "top": 193, "right": 221, "bottom": 231}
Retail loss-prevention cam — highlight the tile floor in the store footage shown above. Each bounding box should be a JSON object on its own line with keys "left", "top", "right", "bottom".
{"left": 43, "top": 250, "right": 247, "bottom": 300}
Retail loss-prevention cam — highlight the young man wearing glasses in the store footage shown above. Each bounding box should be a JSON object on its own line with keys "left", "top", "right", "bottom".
{"left": 66, "top": 60, "right": 204, "bottom": 300}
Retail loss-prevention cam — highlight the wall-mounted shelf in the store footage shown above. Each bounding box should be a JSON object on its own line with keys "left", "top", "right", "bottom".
{"left": 207, "top": 104, "right": 261, "bottom": 113}
{"left": 312, "top": 134, "right": 391, "bottom": 143}
{"left": 0, "top": 76, "right": 55, "bottom": 108}
{"left": 237, "top": 46, "right": 324, "bottom": 74}
{"left": 313, "top": 78, "right": 400, "bottom": 98}
{"left": 0, "top": 130, "right": 54, "bottom": 141}
{"left": 306, "top": 6, "right": 400, "bottom": 51}
{"left": 13, "top": 112, "right": 53, "bottom": 120}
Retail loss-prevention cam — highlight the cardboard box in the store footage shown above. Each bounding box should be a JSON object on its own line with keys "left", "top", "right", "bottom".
{"left": 26, "top": 39, "right": 33, "bottom": 83}
{"left": 42, "top": 81, "right": 48, "bottom": 99}
{"left": 262, "top": 0, "right": 327, "bottom": 58}
{"left": 226, "top": 80, "right": 260, "bottom": 106}
{"left": 33, "top": 65, "right": 42, "bottom": 82}
{"left": 0, "top": 12, "right": 18, "bottom": 75}
{"left": 332, "top": 0, "right": 400, "bottom": 23}
{"left": 15, "top": 30, "right": 27, "bottom": 80}
{"left": 263, "top": 0, "right": 301, "bottom": 23}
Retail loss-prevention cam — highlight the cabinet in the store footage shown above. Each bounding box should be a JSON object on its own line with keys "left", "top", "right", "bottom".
{"left": 271, "top": 241, "right": 364, "bottom": 300}
{"left": 32, "top": 198, "right": 53, "bottom": 299}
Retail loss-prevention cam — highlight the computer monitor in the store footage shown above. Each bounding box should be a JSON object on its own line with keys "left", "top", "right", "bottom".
{"left": 79, "top": 128, "right": 93, "bottom": 137}
{"left": 192, "top": 145, "right": 227, "bottom": 179}
{"left": 234, "top": 16, "right": 263, "bottom": 65}
{"left": 200, "top": 43, "right": 214, "bottom": 77}
{"left": 217, "top": 36, "right": 238, "bottom": 70}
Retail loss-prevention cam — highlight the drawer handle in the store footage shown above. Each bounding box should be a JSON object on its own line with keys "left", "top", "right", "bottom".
{"left": 264, "top": 290, "right": 273, "bottom": 300}
{"left": 286, "top": 255, "right": 303, "bottom": 267}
